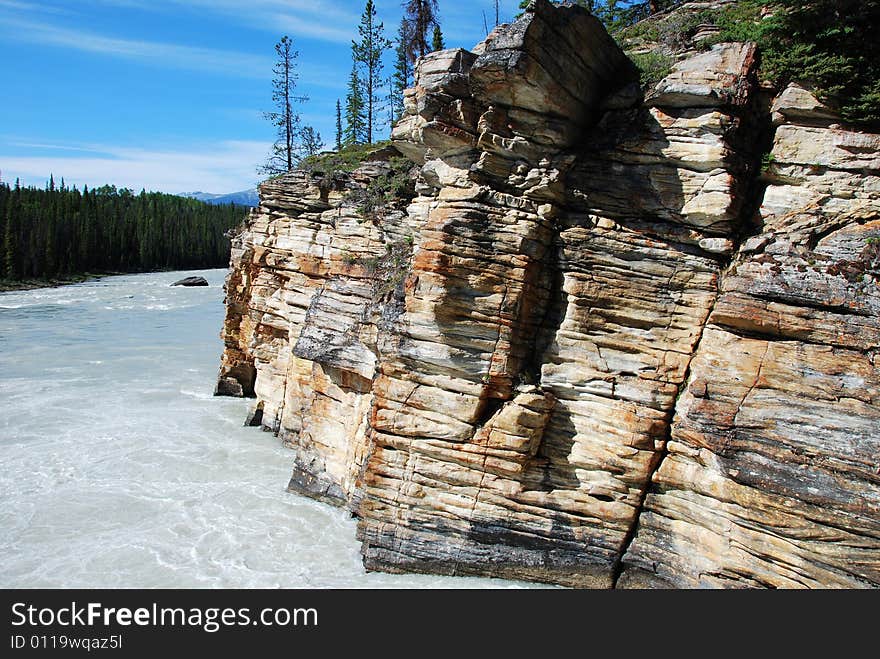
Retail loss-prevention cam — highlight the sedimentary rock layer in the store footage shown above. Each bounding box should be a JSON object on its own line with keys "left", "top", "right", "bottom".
{"left": 621, "top": 90, "right": 880, "bottom": 589}
{"left": 217, "top": 0, "right": 879, "bottom": 588}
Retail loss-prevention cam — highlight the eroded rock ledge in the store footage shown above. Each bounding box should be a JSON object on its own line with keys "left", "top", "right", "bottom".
{"left": 217, "top": 0, "right": 879, "bottom": 588}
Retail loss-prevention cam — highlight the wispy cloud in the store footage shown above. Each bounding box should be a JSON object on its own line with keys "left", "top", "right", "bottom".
{"left": 84, "top": 0, "right": 359, "bottom": 44}
{"left": 0, "top": 0, "right": 66, "bottom": 12}
{"left": 7, "top": 141, "right": 113, "bottom": 154}
{"left": 1, "top": 139, "right": 270, "bottom": 193}
{"left": 0, "top": 15, "right": 273, "bottom": 78}
{"left": 273, "top": 12, "right": 358, "bottom": 45}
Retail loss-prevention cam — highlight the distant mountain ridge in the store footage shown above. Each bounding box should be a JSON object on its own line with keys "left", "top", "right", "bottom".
{"left": 180, "top": 189, "right": 259, "bottom": 207}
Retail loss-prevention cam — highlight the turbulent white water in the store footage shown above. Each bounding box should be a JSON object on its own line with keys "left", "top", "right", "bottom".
{"left": 0, "top": 270, "right": 538, "bottom": 589}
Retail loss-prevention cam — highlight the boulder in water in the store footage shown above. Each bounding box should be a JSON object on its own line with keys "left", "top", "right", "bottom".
{"left": 171, "top": 277, "right": 209, "bottom": 288}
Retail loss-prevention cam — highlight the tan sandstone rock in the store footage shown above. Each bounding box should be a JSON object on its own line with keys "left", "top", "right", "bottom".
{"left": 622, "top": 84, "right": 880, "bottom": 588}
{"left": 217, "top": 1, "right": 880, "bottom": 589}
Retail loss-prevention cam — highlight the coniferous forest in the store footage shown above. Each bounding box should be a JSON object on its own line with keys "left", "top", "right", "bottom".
{"left": 0, "top": 178, "right": 247, "bottom": 287}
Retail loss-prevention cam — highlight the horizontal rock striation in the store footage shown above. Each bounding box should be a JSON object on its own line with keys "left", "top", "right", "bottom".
{"left": 217, "top": 162, "right": 419, "bottom": 506}
{"left": 217, "top": 0, "right": 879, "bottom": 588}
{"left": 621, "top": 88, "right": 880, "bottom": 589}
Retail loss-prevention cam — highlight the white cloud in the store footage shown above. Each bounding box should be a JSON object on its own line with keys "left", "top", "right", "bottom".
{"left": 0, "top": 0, "right": 67, "bottom": 12}
{"left": 0, "top": 15, "right": 274, "bottom": 77}
{"left": 83, "top": 0, "right": 360, "bottom": 44}
{"left": 1, "top": 140, "right": 271, "bottom": 193}
{"left": 273, "top": 11, "right": 357, "bottom": 45}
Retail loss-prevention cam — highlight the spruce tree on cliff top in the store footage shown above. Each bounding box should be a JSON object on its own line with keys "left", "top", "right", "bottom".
{"left": 335, "top": 100, "right": 344, "bottom": 151}
{"left": 432, "top": 25, "right": 445, "bottom": 51}
{"left": 391, "top": 19, "right": 412, "bottom": 126}
{"left": 261, "top": 36, "right": 308, "bottom": 176}
{"left": 352, "top": 1, "right": 392, "bottom": 144}
{"left": 300, "top": 127, "right": 325, "bottom": 158}
{"left": 345, "top": 64, "right": 367, "bottom": 146}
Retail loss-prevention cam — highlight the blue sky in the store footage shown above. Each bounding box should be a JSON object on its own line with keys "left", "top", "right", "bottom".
{"left": 0, "top": 0, "right": 524, "bottom": 194}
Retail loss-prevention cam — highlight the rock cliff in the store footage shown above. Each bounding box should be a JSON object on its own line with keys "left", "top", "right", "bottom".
{"left": 217, "top": 0, "right": 879, "bottom": 588}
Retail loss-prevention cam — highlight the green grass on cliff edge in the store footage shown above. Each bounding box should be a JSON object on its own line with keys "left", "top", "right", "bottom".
{"left": 300, "top": 141, "right": 393, "bottom": 175}
{"left": 622, "top": 0, "right": 880, "bottom": 131}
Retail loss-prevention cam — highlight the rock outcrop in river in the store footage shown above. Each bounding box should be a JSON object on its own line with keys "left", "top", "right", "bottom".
{"left": 216, "top": 0, "right": 879, "bottom": 588}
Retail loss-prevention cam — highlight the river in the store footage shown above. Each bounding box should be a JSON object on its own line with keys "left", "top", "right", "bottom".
{"left": 0, "top": 269, "right": 536, "bottom": 588}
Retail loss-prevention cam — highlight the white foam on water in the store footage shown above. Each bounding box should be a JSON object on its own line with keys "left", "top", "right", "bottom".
{"left": 0, "top": 270, "right": 545, "bottom": 589}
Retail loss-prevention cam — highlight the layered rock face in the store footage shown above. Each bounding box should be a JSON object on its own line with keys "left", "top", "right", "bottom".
{"left": 621, "top": 86, "right": 880, "bottom": 589}
{"left": 217, "top": 0, "right": 879, "bottom": 588}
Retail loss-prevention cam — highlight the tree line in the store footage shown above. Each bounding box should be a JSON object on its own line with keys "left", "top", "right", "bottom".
{"left": 262, "top": 1, "right": 678, "bottom": 176}
{"left": 341, "top": 0, "right": 448, "bottom": 147}
{"left": 0, "top": 177, "right": 247, "bottom": 283}
{"left": 262, "top": 0, "right": 446, "bottom": 175}
{"left": 262, "top": 0, "right": 879, "bottom": 177}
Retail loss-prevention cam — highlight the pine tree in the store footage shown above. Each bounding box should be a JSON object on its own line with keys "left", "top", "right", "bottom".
{"left": 4, "top": 180, "right": 19, "bottom": 279}
{"left": 80, "top": 186, "right": 94, "bottom": 269}
{"left": 44, "top": 190, "right": 57, "bottom": 277}
{"left": 300, "top": 126, "right": 325, "bottom": 157}
{"left": 391, "top": 20, "right": 412, "bottom": 126}
{"left": 352, "top": 0, "right": 392, "bottom": 144}
{"left": 0, "top": 184, "right": 7, "bottom": 257}
{"left": 432, "top": 25, "right": 445, "bottom": 51}
{"left": 595, "top": 1, "right": 626, "bottom": 32}
{"left": 345, "top": 64, "right": 367, "bottom": 145}
{"left": 261, "top": 36, "right": 309, "bottom": 175}
{"left": 387, "top": 76, "right": 396, "bottom": 131}
{"left": 401, "top": 0, "right": 440, "bottom": 64}
{"left": 335, "top": 100, "right": 344, "bottom": 151}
